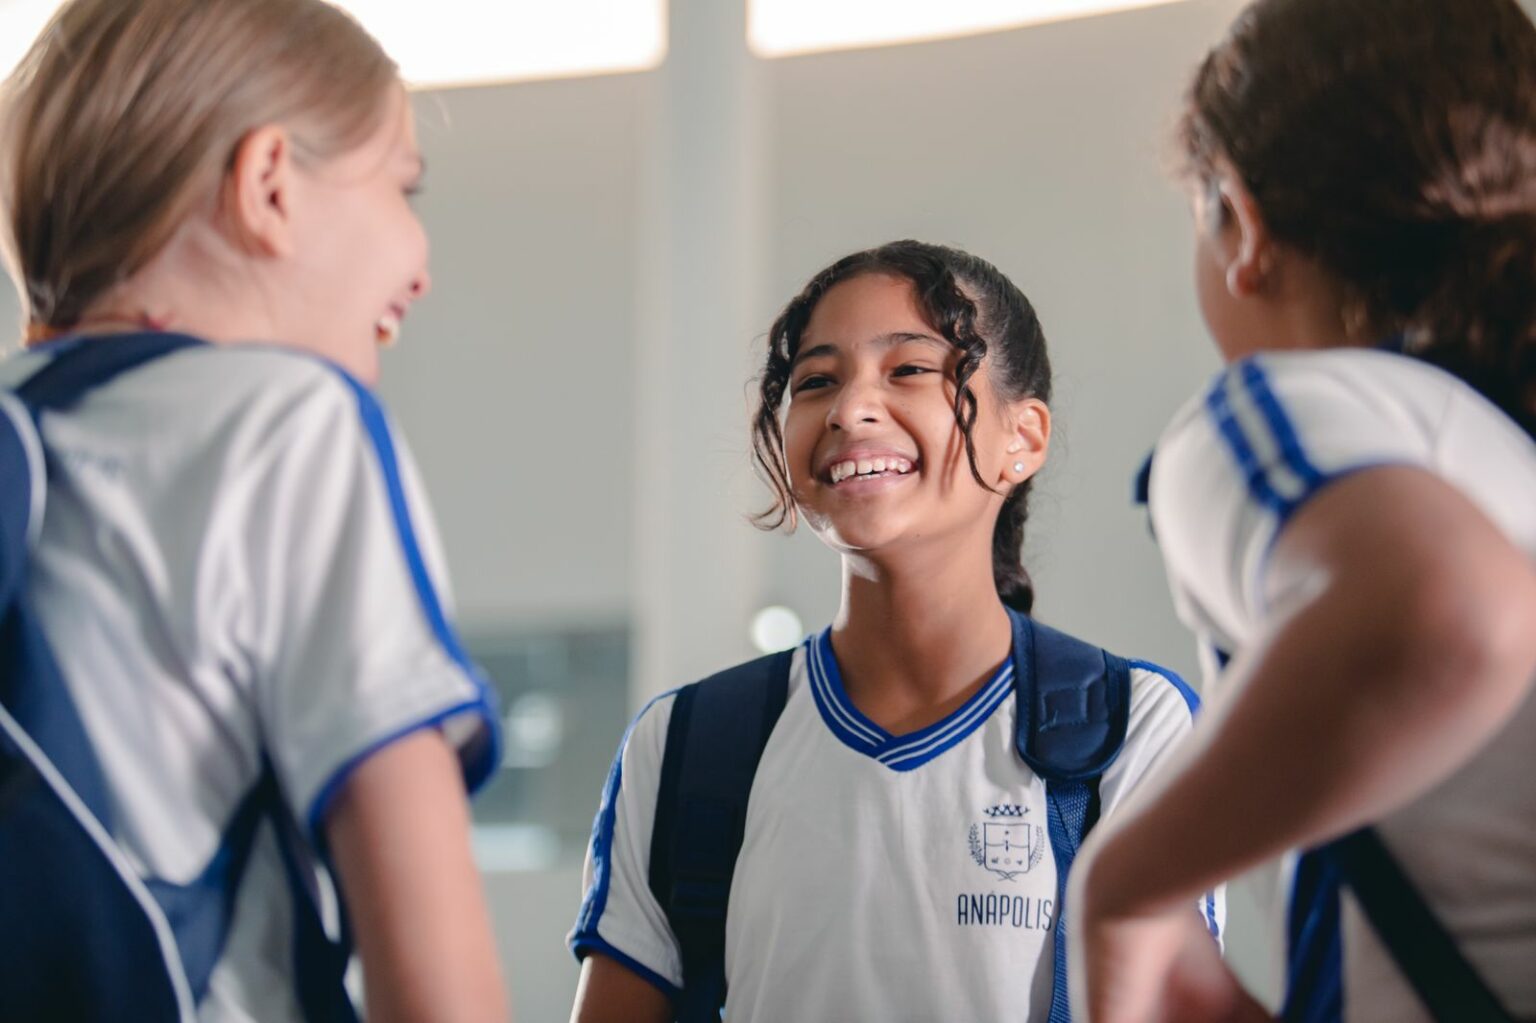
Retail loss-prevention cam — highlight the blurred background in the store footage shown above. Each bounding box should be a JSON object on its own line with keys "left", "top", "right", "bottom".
{"left": 0, "top": 0, "right": 1380, "bottom": 1016}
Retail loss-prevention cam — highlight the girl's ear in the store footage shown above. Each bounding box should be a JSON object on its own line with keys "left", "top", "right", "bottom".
{"left": 1002, "top": 398, "right": 1051, "bottom": 485}
{"left": 1214, "top": 167, "right": 1274, "bottom": 298}
{"left": 223, "top": 124, "right": 297, "bottom": 258}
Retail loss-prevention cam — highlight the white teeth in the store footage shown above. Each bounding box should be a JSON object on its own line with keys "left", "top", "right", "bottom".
{"left": 828, "top": 457, "right": 915, "bottom": 483}
{"left": 375, "top": 312, "right": 401, "bottom": 347}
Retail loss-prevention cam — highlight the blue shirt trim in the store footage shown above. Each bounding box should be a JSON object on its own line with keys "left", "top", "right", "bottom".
{"left": 805, "top": 633, "right": 884, "bottom": 750}
{"left": 1205, "top": 358, "right": 1332, "bottom": 524}
{"left": 1240, "top": 360, "right": 1326, "bottom": 490}
{"left": 570, "top": 933, "right": 681, "bottom": 1003}
{"left": 306, "top": 700, "right": 493, "bottom": 838}
{"left": 805, "top": 629, "right": 1015, "bottom": 772}
{"left": 305, "top": 370, "right": 502, "bottom": 838}
{"left": 574, "top": 689, "right": 679, "bottom": 940}
{"left": 1126, "top": 659, "right": 1201, "bottom": 717}
{"left": 1205, "top": 370, "right": 1293, "bottom": 517}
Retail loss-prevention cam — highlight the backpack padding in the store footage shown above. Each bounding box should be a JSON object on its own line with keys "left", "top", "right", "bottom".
{"left": 1014, "top": 614, "right": 1131, "bottom": 783}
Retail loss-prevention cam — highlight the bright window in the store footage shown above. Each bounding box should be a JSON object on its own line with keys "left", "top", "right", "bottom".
{"left": 0, "top": 0, "right": 667, "bottom": 89}
{"left": 337, "top": 0, "right": 666, "bottom": 89}
{"left": 749, "top": 0, "right": 1193, "bottom": 58}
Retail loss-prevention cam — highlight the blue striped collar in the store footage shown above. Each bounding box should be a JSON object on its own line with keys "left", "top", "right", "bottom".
{"left": 804, "top": 628, "right": 1015, "bottom": 772}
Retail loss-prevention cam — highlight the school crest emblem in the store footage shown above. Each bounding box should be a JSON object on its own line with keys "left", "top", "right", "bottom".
{"left": 968, "top": 804, "right": 1044, "bottom": 881}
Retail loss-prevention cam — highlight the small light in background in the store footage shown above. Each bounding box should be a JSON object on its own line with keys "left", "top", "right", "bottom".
{"left": 749, "top": 0, "right": 1195, "bottom": 58}
{"left": 501, "top": 691, "right": 565, "bottom": 769}
{"left": 751, "top": 605, "right": 804, "bottom": 653}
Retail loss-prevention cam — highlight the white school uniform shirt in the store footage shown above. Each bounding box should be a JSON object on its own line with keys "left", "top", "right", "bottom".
{"left": 1148, "top": 347, "right": 1536, "bottom": 1022}
{"left": 0, "top": 338, "right": 498, "bottom": 1022}
{"left": 571, "top": 628, "right": 1221, "bottom": 1021}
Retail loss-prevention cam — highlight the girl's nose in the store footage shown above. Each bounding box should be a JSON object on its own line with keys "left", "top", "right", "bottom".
{"left": 827, "top": 377, "right": 882, "bottom": 430}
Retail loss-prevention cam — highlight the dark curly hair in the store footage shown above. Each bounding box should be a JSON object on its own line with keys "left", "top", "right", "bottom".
{"left": 1181, "top": 0, "right": 1536, "bottom": 436}
{"left": 750, "top": 240, "right": 1051, "bottom": 613}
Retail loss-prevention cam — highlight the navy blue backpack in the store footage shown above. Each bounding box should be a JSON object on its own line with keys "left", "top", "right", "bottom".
{"left": 0, "top": 335, "right": 354, "bottom": 1022}
{"left": 647, "top": 607, "right": 1131, "bottom": 1023}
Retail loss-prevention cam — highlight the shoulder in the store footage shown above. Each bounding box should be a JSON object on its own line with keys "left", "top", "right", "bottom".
{"left": 1094, "top": 657, "right": 1201, "bottom": 807}
{"left": 1156, "top": 349, "right": 1449, "bottom": 495}
{"left": 619, "top": 649, "right": 799, "bottom": 780}
{"left": 169, "top": 344, "right": 378, "bottom": 433}
{"left": 1096, "top": 659, "right": 1201, "bottom": 795}
{"left": 1149, "top": 350, "right": 1456, "bottom": 630}
{"left": 610, "top": 688, "right": 681, "bottom": 790}
{"left": 626, "top": 688, "right": 680, "bottom": 749}
{"left": 1125, "top": 659, "right": 1199, "bottom": 726}
{"left": 153, "top": 346, "right": 412, "bottom": 492}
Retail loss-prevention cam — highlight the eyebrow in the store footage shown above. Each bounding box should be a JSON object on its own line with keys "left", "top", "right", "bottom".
{"left": 791, "top": 331, "right": 947, "bottom": 367}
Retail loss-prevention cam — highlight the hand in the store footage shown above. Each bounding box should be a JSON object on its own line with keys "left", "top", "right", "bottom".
{"left": 1069, "top": 863, "right": 1270, "bottom": 1023}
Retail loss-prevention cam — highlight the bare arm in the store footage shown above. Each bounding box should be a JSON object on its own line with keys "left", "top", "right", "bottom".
{"left": 1071, "top": 466, "right": 1536, "bottom": 1020}
{"left": 569, "top": 953, "right": 673, "bottom": 1023}
{"left": 326, "top": 728, "right": 511, "bottom": 1023}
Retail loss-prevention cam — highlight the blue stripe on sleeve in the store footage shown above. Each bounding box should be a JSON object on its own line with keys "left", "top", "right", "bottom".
{"left": 1205, "top": 359, "right": 1332, "bottom": 525}
{"left": 572, "top": 691, "right": 678, "bottom": 943}
{"left": 1239, "top": 361, "right": 1326, "bottom": 490}
{"left": 570, "top": 934, "right": 681, "bottom": 1003}
{"left": 305, "top": 370, "right": 502, "bottom": 837}
{"left": 1205, "top": 373, "right": 1293, "bottom": 517}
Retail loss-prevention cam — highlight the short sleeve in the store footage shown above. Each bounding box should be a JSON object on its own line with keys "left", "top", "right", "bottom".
{"left": 1148, "top": 352, "right": 1442, "bottom": 646}
{"left": 1099, "top": 662, "right": 1227, "bottom": 945}
{"left": 232, "top": 367, "right": 499, "bottom": 837}
{"left": 569, "top": 691, "right": 685, "bottom": 999}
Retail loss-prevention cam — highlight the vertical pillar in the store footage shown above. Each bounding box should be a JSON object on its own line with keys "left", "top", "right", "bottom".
{"left": 632, "top": 0, "right": 771, "bottom": 705}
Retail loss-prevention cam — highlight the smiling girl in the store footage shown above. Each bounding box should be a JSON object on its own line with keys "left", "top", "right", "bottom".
{"left": 569, "top": 240, "right": 1218, "bottom": 1022}
{"left": 0, "top": 0, "right": 506, "bottom": 1018}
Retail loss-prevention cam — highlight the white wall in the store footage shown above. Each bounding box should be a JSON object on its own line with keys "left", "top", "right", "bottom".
{"left": 388, "top": 75, "right": 645, "bottom": 632}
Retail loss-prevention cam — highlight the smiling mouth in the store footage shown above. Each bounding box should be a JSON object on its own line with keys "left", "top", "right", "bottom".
{"left": 827, "top": 456, "right": 916, "bottom": 485}
{"left": 376, "top": 306, "right": 406, "bottom": 346}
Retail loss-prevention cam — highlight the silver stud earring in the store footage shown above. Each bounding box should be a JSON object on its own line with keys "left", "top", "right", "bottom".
{"left": 1013, "top": 462, "right": 1026, "bottom": 474}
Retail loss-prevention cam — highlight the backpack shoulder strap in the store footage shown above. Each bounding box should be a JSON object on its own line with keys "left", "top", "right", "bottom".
{"left": 3, "top": 333, "right": 204, "bottom": 822}
{"left": 1008, "top": 609, "right": 1132, "bottom": 1023}
{"left": 648, "top": 648, "right": 793, "bottom": 1023}
{"left": 0, "top": 391, "right": 44, "bottom": 622}
{"left": 1010, "top": 611, "right": 1131, "bottom": 783}
{"left": 1324, "top": 828, "right": 1515, "bottom": 1022}
{"left": 15, "top": 332, "right": 203, "bottom": 413}
{"left": 0, "top": 334, "right": 218, "bottom": 1023}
